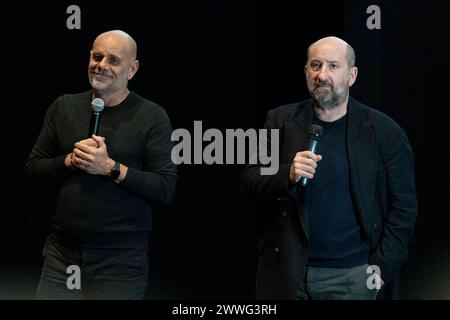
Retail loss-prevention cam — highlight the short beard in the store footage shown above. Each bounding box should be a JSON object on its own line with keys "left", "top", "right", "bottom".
{"left": 310, "top": 81, "right": 349, "bottom": 110}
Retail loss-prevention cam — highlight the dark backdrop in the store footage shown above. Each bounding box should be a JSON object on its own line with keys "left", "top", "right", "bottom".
{"left": 1, "top": 0, "right": 448, "bottom": 299}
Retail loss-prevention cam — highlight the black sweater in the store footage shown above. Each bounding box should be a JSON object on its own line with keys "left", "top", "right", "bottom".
{"left": 307, "top": 115, "right": 369, "bottom": 268}
{"left": 25, "top": 91, "right": 177, "bottom": 248}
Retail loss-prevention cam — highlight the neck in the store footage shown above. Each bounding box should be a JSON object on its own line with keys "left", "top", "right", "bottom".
{"left": 93, "top": 88, "right": 130, "bottom": 107}
{"left": 314, "top": 96, "right": 349, "bottom": 122}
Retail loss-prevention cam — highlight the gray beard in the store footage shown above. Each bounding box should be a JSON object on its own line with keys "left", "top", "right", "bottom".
{"left": 310, "top": 84, "right": 349, "bottom": 110}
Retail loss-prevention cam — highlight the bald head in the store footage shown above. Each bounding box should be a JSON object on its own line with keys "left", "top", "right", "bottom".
{"left": 89, "top": 30, "right": 140, "bottom": 101}
{"left": 307, "top": 36, "right": 355, "bottom": 68}
{"left": 94, "top": 30, "right": 137, "bottom": 60}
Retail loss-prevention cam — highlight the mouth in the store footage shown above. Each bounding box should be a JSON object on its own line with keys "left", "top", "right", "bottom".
{"left": 315, "top": 85, "right": 331, "bottom": 91}
{"left": 91, "top": 72, "right": 111, "bottom": 79}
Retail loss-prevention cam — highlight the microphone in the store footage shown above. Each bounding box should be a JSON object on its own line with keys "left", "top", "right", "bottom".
{"left": 300, "top": 124, "right": 323, "bottom": 187}
{"left": 88, "top": 98, "right": 104, "bottom": 137}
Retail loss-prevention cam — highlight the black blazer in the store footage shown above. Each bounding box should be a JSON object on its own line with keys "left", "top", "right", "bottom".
{"left": 241, "top": 97, "right": 418, "bottom": 299}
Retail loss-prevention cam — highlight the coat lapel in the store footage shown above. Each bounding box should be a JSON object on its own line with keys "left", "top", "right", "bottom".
{"left": 347, "top": 97, "right": 377, "bottom": 235}
{"left": 281, "top": 101, "right": 314, "bottom": 241}
{"left": 282, "top": 100, "right": 314, "bottom": 163}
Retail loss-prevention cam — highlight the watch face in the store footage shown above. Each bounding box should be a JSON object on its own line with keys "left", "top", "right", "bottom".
{"left": 110, "top": 162, "right": 120, "bottom": 179}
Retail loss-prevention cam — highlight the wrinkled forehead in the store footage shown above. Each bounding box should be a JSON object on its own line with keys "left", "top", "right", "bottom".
{"left": 308, "top": 41, "right": 347, "bottom": 63}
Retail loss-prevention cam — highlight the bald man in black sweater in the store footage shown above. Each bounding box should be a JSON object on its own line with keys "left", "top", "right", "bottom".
{"left": 25, "top": 30, "right": 177, "bottom": 299}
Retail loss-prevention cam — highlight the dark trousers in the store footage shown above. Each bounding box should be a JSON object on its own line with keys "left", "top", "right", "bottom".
{"left": 36, "top": 234, "right": 149, "bottom": 300}
{"left": 296, "top": 264, "right": 379, "bottom": 300}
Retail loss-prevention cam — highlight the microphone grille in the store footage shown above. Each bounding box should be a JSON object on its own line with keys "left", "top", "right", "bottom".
{"left": 91, "top": 98, "right": 105, "bottom": 112}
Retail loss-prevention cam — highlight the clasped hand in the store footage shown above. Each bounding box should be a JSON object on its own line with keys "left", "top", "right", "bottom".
{"left": 69, "top": 135, "right": 113, "bottom": 175}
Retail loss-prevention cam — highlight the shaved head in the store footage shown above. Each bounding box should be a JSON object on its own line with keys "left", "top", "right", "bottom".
{"left": 94, "top": 30, "right": 137, "bottom": 60}
{"left": 307, "top": 36, "right": 355, "bottom": 68}
{"left": 89, "top": 30, "right": 140, "bottom": 102}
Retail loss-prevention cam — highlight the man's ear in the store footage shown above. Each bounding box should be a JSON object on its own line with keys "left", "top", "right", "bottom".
{"left": 128, "top": 60, "right": 139, "bottom": 80}
{"left": 349, "top": 66, "right": 358, "bottom": 87}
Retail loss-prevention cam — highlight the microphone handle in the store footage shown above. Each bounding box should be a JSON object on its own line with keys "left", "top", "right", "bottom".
{"left": 300, "top": 139, "right": 319, "bottom": 187}
{"left": 88, "top": 111, "right": 101, "bottom": 137}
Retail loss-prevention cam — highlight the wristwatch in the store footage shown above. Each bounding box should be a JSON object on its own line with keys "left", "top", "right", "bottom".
{"left": 108, "top": 161, "right": 121, "bottom": 180}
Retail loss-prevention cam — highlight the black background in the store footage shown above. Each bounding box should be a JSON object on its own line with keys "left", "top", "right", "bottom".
{"left": 1, "top": 0, "right": 449, "bottom": 299}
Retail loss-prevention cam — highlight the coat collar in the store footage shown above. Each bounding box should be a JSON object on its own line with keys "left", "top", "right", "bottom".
{"left": 284, "top": 96, "right": 374, "bottom": 150}
{"left": 347, "top": 96, "right": 373, "bottom": 137}
{"left": 289, "top": 96, "right": 373, "bottom": 133}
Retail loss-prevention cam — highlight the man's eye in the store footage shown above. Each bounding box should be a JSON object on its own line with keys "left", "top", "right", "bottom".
{"left": 93, "top": 54, "right": 103, "bottom": 62}
{"left": 330, "top": 64, "right": 337, "bottom": 69}
{"left": 108, "top": 58, "right": 120, "bottom": 65}
{"left": 311, "top": 62, "right": 320, "bottom": 69}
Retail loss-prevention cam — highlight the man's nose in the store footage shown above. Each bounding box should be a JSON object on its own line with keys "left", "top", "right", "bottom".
{"left": 98, "top": 58, "right": 110, "bottom": 71}
{"left": 316, "top": 66, "right": 329, "bottom": 81}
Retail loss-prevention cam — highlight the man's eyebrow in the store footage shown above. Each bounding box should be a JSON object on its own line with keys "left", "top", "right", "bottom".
{"left": 91, "top": 51, "right": 122, "bottom": 60}
{"left": 107, "top": 54, "right": 122, "bottom": 61}
{"left": 309, "top": 59, "right": 340, "bottom": 64}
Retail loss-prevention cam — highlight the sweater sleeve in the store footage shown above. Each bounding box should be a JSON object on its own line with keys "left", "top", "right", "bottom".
{"left": 119, "top": 107, "right": 177, "bottom": 205}
{"left": 25, "top": 97, "right": 73, "bottom": 188}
